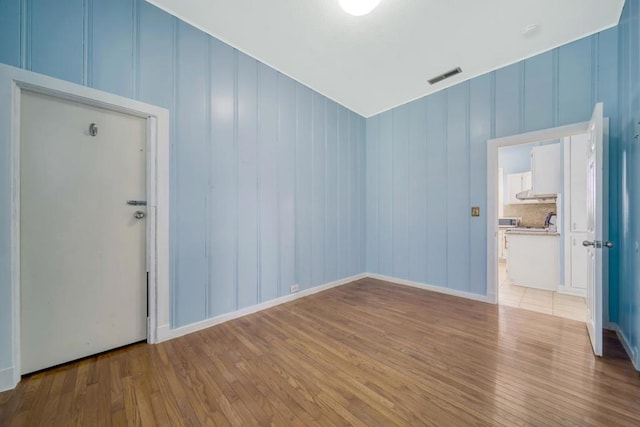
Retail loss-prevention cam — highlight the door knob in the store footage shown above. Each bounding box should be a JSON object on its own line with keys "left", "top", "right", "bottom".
{"left": 134, "top": 211, "right": 146, "bottom": 219}
{"left": 583, "top": 240, "right": 614, "bottom": 248}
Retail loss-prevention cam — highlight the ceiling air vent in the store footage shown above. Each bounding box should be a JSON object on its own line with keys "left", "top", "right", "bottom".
{"left": 428, "top": 67, "right": 462, "bottom": 85}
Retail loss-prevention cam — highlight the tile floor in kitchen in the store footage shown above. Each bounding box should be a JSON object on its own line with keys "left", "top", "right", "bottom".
{"left": 498, "top": 262, "right": 587, "bottom": 322}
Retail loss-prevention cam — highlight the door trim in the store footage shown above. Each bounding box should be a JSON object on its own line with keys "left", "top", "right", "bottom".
{"left": 486, "top": 121, "right": 589, "bottom": 304}
{"left": 0, "top": 63, "right": 170, "bottom": 390}
{"left": 486, "top": 119, "right": 609, "bottom": 319}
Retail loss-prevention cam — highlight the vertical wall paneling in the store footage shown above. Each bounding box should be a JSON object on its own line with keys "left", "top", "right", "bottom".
{"left": 494, "top": 63, "right": 522, "bottom": 138}
{"left": 90, "top": 0, "right": 134, "bottom": 97}
{"left": 558, "top": 37, "right": 593, "bottom": 125}
{"left": 337, "top": 106, "right": 350, "bottom": 279}
{"left": 359, "top": 117, "right": 367, "bottom": 273}
{"left": 137, "top": 1, "right": 174, "bottom": 109}
{"left": 0, "top": 0, "right": 20, "bottom": 369}
{"left": 392, "top": 105, "right": 410, "bottom": 278}
{"left": 169, "top": 16, "right": 179, "bottom": 326}
{"left": 349, "top": 112, "right": 359, "bottom": 276}
{"left": 407, "top": 99, "right": 428, "bottom": 283}
{"left": 0, "top": 0, "right": 21, "bottom": 67}
{"left": 524, "top": 51, "right": 555, "bottom": 132}
{"left": 618, "top": 5, "right": 629, "bottom": 340}
{"left": 446, "top": 83, "right": 470, "bottom": 292}
{"left": 365, "top": 116, "right": 379, "bottom": 272}
{"left": 30, "top": 0, "right": 84, "bottom": 84}
{"left": 173, "top": 21, "right": 208, "bottom": 326}
{"left": 616, "top": 0, "right": 640, "bottom": 365}
{"left": 277, "top": 75, "right": 297, "bottom": 297}
{"left": 236, "top": 53, "right": 259, "bottom": 307}
{"left": 425, "top": 92, "right": 447, "bottom": 286}
{"left": 311, "top": 94, "right": 326, "bottom": 286}
{"left": 258, "top": 63, "right": 280, "bottom": 301}
{"left": 377, "top": 111, "right": 393, "bottom": 276}
{"left": 209, "top": 39, "right": 237, "bottom": 315}
{"left": 295, "top": 84, "right": 313, "bottom": 289}
{"left": 468, "top": 75, "right": 492, "bottom": 295}
{"left": 325, "top": 102, "right": 339, "bottom": 282}
{"left": 598, "top": 28, "right": 620, "bottom": 323}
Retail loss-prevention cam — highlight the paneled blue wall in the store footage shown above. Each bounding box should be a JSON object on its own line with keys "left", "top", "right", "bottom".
{"left": 0, "top": 0, "right": 366, "bottom": 369}
{"left": 366, "top": 29, "right": 619, "bottom": 298}
{"left": 616, "top": 0, "right": 640, "bottom": 367}
{"left": 1, "top": 0, "right": 637, "bottom": 375}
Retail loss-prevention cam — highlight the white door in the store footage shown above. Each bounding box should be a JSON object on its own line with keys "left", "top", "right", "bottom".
{"left": 20, "top": 90, "right": 147, "bottom": 374}
{"left": 584, "top": 102, "right": 607, "bottom": 357}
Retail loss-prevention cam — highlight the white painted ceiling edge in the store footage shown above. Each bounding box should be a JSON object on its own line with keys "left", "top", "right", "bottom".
{"left": 145, "top": 0, "right": 624, "bottom": 118}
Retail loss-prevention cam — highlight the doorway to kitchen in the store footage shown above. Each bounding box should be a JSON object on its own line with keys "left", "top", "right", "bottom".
{"left": 486, "top": 118, "right": 610, "bottom": 330}
{"left": 496, "top": 137, "right": 588, "bottom": 321}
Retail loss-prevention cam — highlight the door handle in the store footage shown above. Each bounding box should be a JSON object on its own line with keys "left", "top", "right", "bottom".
{"left": 583, "top": 240, "right": 614, "bottom": 249}
{"left": 134, "top": 211, "right": 146, "bottom": 219}
{"left": 127, "top": 200, "right": 147, "bottom": 206}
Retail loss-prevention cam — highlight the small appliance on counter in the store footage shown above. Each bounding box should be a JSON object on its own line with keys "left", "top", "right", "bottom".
{"left": 544, "top": 212, "right": 557, "bottom": 232}
{"left": 498, "top": 217, "right": 520, "bottom": 228}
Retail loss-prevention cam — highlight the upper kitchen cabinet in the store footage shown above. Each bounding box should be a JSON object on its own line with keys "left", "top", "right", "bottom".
{"left": 507, "top": 171, "right": 536, "bottom": 204}
{"left": 531, "top": 144, "right": 561, "bottom": 195}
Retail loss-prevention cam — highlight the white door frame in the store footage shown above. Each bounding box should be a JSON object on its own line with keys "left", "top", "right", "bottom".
{"left": 486, "top": 121, "right": 609, "bottom": 307}
{"left": 0, "top": 63, "right": 170, "bottom": 390}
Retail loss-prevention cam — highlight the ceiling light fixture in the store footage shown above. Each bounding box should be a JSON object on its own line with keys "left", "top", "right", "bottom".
{"left": 339, "top": 0, "right": 382, "bottom": 16}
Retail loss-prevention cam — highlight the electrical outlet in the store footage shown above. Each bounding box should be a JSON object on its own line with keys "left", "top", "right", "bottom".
{"left": 290, "top": 284, "right": 299, "bottom": 294}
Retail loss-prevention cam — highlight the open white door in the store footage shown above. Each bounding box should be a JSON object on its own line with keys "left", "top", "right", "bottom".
{"left": 583, "top": 103, "right": 610, "bottom": 357}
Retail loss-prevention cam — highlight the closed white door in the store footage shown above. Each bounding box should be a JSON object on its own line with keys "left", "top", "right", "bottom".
{"left": 20, "top": 90, "right": 147, "bottom": 374}
{"left": 584, "top": 103, "right": 605, "bottom": 357}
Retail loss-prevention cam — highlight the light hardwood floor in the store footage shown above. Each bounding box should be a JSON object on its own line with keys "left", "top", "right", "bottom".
{"left": 1, "top": 277, "right": 639, "bottom": 426}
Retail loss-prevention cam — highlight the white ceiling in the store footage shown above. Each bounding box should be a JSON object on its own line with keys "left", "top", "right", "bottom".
{"left": 146, "top": 0, "right": 624, "bottom": 118}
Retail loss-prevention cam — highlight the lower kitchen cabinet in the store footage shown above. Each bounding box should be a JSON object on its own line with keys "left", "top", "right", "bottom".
{"left": 506, "top": 233, "right": 560, "bottom": 290}
{"left": 569, "top": 233, "right": 587, "bottom": 290}
{"left": 498, "top": 229, "right": 509, "bottom": 261}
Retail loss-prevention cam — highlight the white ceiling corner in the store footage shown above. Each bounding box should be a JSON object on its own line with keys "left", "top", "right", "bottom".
{"left": 145, "top": 0, "right": 625, "bottom": 118}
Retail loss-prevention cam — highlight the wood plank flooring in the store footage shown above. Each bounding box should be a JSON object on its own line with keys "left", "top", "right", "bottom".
{"left": 1, "top": 277, "right": 639, "bottom": 426}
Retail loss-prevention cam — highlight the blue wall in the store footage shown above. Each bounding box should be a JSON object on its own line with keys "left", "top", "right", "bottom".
{"left": 616, "top": 0, "right": 640, "bottom": 367}
{"left": 0, "top": 0, "right": 366, "bottom": 370}
{"left": 1, "top": 0, "right": 637, "bottom": 374}
{"left": 366, "top": 29, "right": 619, "bottom": 298}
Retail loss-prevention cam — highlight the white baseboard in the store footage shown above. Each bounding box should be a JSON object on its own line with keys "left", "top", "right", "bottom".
{"left": 556, "top": 285, "right": 586, "bottom": 298}
{"left": 157, "top": 273, "right": 367, "bottom": 342}
{"left": 610, "top": 323, "right": 639, "bottom": 371}
{"left": 365, "top": 273, "right": 494, "bottom": 304}
{"left": 0, "top": 367, "right": 16, "bottom": 392}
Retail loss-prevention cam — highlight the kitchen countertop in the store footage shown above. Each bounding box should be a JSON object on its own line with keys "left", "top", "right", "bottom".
{"left": 505, "top": 228, "right": 560, "bottom": 236}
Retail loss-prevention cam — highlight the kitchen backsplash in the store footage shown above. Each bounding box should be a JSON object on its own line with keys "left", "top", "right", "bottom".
{"left": 503, "top": 203, "right": 557, "bottom": 227}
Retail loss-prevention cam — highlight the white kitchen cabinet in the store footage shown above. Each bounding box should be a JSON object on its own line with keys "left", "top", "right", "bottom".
{"left": 531, "top": 144, "right": 561, "bottom": 195}
{"left": 506, "top": 233, "right": 560, "bottom": 290}
{"left": 561, "top": 134, "right": 588, "bottom": 297}
{"left": 569, "top": 233, "right": 588, "bottom": 289}
{"left": 507, "top": 171, "right": 534, "bottom": 204}
{"left": 498, "top": 229, "right": 509, "bottom": 261}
